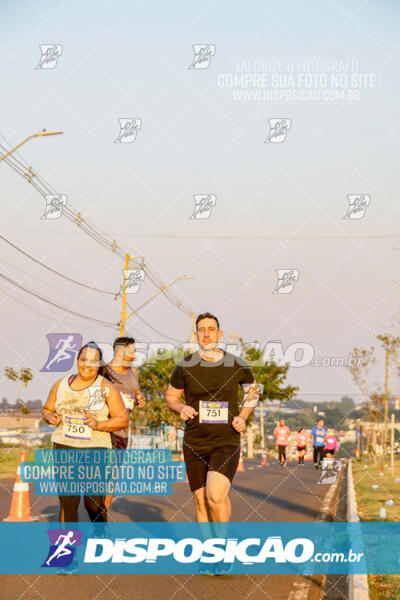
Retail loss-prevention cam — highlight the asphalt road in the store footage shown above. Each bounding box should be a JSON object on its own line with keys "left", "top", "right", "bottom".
{"left": 0, "top": 459, "right": 336, "bottom": 600}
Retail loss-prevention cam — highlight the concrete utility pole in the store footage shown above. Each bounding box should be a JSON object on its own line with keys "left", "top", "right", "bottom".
{"left": 190, "top": 313, "right": 196, "bottom": 351}
{"left": 372, "top": 424, "right": 377, "bottom": 465}
{"left": 260, "top": 400, "right": 265, "bottom": 450}
{"left": 247, "top": 425, "right": 254, "bottom": 459}
{"left": 384, "top": 348, "right": 389, "bottom": 456}
{"left": 390, "top": 413, "right": 395, "bottom": 473}
{"left": 356, "top": 419, "right": 360, "bottom": 458}
{"left": 119, "top": 253, "right": 130, "bottom": 336}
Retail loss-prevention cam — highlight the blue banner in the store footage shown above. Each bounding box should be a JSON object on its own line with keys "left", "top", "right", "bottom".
{"left": 0, "top": 522, "right": 399, "bottom": 574}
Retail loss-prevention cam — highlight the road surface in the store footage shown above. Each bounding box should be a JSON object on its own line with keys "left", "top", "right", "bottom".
{"left": 0, "top": 459, "right": 339, "bottom": 600}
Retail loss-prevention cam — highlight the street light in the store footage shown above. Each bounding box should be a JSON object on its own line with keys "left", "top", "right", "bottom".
{"left": 0, "top": 130, "right": 63, "bottom": 163}
{"left": 119, "top": 266, "right": 194, "bottom": 335}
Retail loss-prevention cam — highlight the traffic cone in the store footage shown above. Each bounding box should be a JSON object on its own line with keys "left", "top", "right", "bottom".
{"left": 236, "top": 448, "right": 245, "bottom": 472}
{"left": 260, "top": 448, "right": 268, "bottom": 466}
{"left": 4, "top": 450, "right": 33, "bottom": 522}
{"left": 288, "top": 448, "right": 293, "bottom": 462}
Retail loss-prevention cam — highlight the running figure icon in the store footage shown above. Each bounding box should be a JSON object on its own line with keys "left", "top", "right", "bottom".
{"left": 45, "top": 531, "right": 76, "bottom": 566}
{"left": 45, "top": 335, "right": 77, "bottom": 371}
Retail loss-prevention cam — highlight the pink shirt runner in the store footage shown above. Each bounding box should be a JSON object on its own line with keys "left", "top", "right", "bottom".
{"left": 296, "top": 432, "right": 308, "bottom": 447}
{"left": 274, "top": 425, "right": 291, "bottom": 446}
{"left": 325, "top": 435, "right": 339, "bottom": 451}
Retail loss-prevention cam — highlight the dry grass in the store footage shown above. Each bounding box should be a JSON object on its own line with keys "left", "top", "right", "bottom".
{"left": 352, "top": 457, "right": 400, "bottom": 599}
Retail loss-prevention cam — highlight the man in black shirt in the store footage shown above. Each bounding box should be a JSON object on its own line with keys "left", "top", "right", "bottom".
{"left": 166, "top": 312, "right": 258, "bottom": 523}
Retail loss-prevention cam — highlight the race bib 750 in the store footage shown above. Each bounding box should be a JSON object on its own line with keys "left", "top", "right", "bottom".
{"left": 63, "top": 415, "right": 92, "bottom": 440}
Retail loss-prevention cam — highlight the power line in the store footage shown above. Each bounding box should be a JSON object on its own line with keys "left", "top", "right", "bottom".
{"left": 0, "top": 234, "right": 117, "bottom": 296}
{"left": 0, "top": 234, "right": 185, "bottom": 340}
{"left": 0, "top": 272, "right": 117, "bottom": 327}
{"left": 1, "top": 227, "right": 399, "bottom": 240}
{"left": 0, "top": 257, "right": 119, "bottom": 320}
{"left": 0, "top": 284, "right": 55, "bottom": 322}
{"left": 0, "top": 136, "right": 192, "bottom": 316}
{"left": 96, "top": 234, "right": 400, "bottom": 240}
{"left": 125, "top": 302, "right": 182, "bottom": 342}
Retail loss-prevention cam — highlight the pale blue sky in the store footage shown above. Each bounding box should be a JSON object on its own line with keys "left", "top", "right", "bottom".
{"left": 0, "top": 0, "right": 399, "bottom": 403}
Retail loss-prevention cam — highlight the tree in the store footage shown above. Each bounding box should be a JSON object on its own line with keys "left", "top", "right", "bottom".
{"left": 347, "top": 335, "right": 400, "bottom": 466}
{"left": 136, "top": 353, "right": 183, "bottom": 448}
{"left": 4, "top": 367, "right": 33, "bottom": 387}
{"left": 240, "top": 344, "right": 299, "bottom": 451}
{"left": 347, "top": 346, "right": 378, "bottom": 420}
{"left": 240, "top": 344, "right": 299, "bottom": 404}
{"left": 4, "top": 367, "right": 34, "bottom": 448}
{"left": 376, "top": 334, "right": 400, "bottom": 455}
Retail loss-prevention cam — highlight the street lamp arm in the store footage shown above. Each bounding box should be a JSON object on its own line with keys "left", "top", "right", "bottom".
{"left": 0, "top": 130, "right": 63, "bottom": 163}
{"left": 125, "top": 276, "right": 193, "bottom": 319}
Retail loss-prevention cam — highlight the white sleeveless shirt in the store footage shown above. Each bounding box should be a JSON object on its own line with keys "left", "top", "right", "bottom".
{"left": 52, "top": 374, "right": 112, "bottom": 448}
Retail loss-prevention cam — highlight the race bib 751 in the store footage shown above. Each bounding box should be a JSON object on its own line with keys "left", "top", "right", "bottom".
{"left": 199, "top": 401, "right": 229, "bottom": 424}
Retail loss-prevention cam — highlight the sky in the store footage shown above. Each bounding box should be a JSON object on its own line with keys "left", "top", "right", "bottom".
{"left": 0, "top": 0, "right": 399, "bottom": 404}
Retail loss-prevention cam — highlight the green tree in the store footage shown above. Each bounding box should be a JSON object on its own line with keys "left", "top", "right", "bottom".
{"left": 240, "top": 345, "right": 299, "bottom": 404}
{"left": 348, "top": 335, "right": 400, "bottom": 465}
{"left": 4, "top": 367, "right": 34, "bottom": 448}
{"left": 134, "top": 353, "right": 183, "bottom": 448}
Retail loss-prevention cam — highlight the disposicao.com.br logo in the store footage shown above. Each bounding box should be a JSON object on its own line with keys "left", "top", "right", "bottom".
{"left": 84, "top": 536, "right": 314, "bottom": 564}
{"left": 1, "top": 522, "right": 393, "bottom": 575}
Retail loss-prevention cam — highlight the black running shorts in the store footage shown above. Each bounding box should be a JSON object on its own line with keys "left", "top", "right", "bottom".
{"left": 183, "top": 443, "right": 240, "bottom": 492}
{"left": 297, "top": 446, "right": 306, "bottom": 452}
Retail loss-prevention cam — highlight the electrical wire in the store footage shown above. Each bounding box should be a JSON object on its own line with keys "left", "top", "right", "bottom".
{"left": 0, "top": 234, "right": 184, "bottom": 339}
{"left": 125, "top": 302, "right": 182, "bottom": 342}
{"left": 0, "top": 234, "right": 118, "bottom": 295}
{"left": 0, "top": 137, "right": 192, "bottom": 315}
{"left": 0, "top": 272, "right": 117, "bottom": 327}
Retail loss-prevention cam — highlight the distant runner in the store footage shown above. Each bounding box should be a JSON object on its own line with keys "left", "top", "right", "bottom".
{"left": 311, "top": 419, "right": 327, "bottom": 468}
{"left": 295, "top": 427, "right": 308, "bottom": 465}
{"left": 324, "top": 429, "right": 339, "bottom": 458}
{"left": 273, "top": 419, "right": 291, "bottom": 466}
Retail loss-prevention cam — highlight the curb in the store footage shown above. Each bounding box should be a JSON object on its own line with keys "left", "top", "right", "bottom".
{"left": 347, "top": 460, "right": 370, "bottom": 600}
{"left": 317, "top": 459, "right": 343, "bottom": 522}
{"left": 288, "top": 461, "right": 344, "bottom": 600}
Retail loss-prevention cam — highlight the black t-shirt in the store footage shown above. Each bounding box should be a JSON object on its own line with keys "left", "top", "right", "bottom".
{"left": 170, "top": 350, "right": 255, "bottom": 450}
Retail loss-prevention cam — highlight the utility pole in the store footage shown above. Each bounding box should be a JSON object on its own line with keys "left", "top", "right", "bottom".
{"left": 260, "top": 399, "right": 265, "bottom": 450}
{"left": 372, "top": 424, "right": 377, "bottom": 465}
{"left": 390, "top": 413, "right": 395, "bottom": 473}
{"left": 356, "top": 419, "right": 360, "bottom": 458}
{"left": 247, "top": 425, "right": 254, "bottom": 459}
{"left": 119, "top": 253, "right": 130, "bottom": 336}
{"left": 190, "top": 312, "right": 196, "bottom": 351}
{"left": 384, "top": 348, "right": 389, "bottom": 456}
